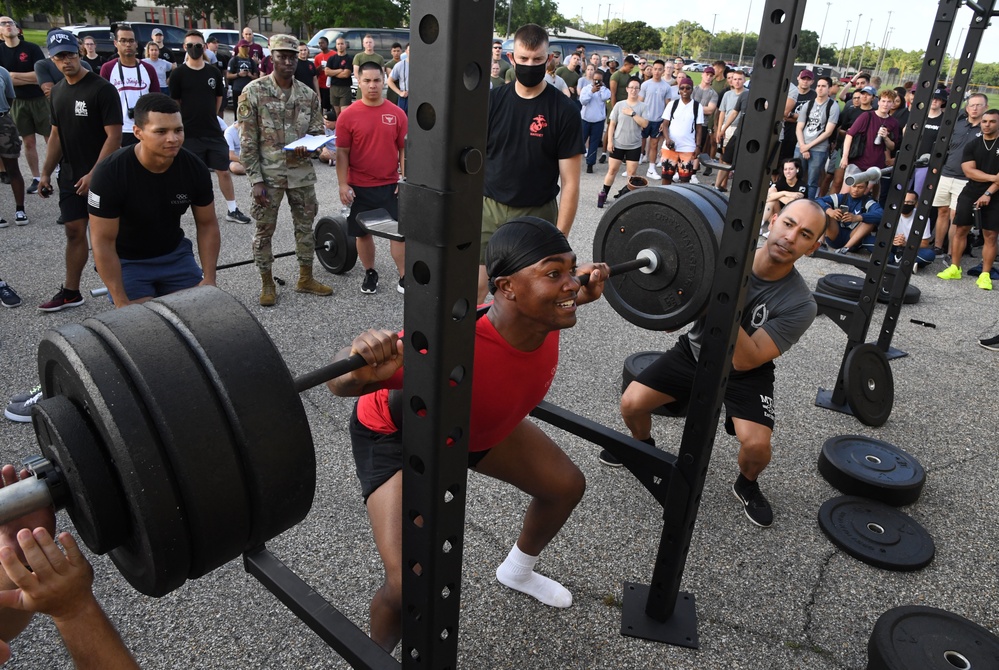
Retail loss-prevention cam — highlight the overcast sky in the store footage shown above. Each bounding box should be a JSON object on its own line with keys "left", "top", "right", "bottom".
{"left": 558, "top": 0, "right": 998, "bottom": 64}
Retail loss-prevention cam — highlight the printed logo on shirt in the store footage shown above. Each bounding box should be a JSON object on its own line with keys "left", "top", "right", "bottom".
{"left": 18, "top": 52, "right": 27, "bottom": 63}
{"left": 750, "top": 303, "right": 769, "bottom": 329}
{"left": 88, "top": 191, "right": 100, "bottom": 208}
{"left": 530, "top": 114, "right": 548, "bottom": 137}
{"left": 381, "top": 114, "right": 397, "bottom": 126}
{"left": 208, "top": 77, "right": 217, "bottom": 89}
{"left": 171, "top": 193, "right": 190, "bottom": 205}
{"left": 74, "top": 100, "right": 88, "bottom": 117}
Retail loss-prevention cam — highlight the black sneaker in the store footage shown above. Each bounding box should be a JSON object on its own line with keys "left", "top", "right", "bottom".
{"left": 4, "top": 388, "right": 41, "bottom": 423}
{"left": 732, "top": 477, "right": 773, "bottom": 527}
{"left": 598, "top": 449, "right": 622, "bottom": 467}
{"left": 361, "top": 268, "right": 379, "bottom": 294}
{"left": 397, "top": 276, "right": 405, "bottom": 294}
{"left": 0, "top": 172, "right": 9, "bottom": 184}
{"left": 25, "top": 178, "right": 39, "bottom": 194}
{"left": 38, "top": 287, "right": 84, "bottom": 312}
{"left": 586, "top": 164, "right": 594, "bottom": 174}
{"left": 0, "top": 217, "right": 7, "bottom": 228}
{"left": 14, "top": 210, "right": 27, "bottom": 225}
{"left": 0, "top": 280, "right": 21, "bottom": 308}
{"left": 599, "top": 152, "right": 607, "bottom": 164}
{"left": 226, "top": 208, "right": 251, "bottom": 224}
{"left": 979, "top": 334, "right": 999, "bottom": 351}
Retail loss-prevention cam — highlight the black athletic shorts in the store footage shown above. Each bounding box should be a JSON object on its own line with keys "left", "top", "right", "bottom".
{"left": 58, "top": 189, "right": 89, "bottom": 223}
{"left": 955, "top": 189, "right": 999, "bottom": 232}
{"left": 347, "top": 183, "right": 399, "bottom": 238}
{"left": 350, "top": 404, "right": 490, "bottom": 502}
{"left": 609, "top": 146, "right": 641, "bottom": 162}
{"left": 634, "top": 335, "right": 776, "bottom": 433}
{"left": 183, "top": 136, "right": 229, "bottom": 172}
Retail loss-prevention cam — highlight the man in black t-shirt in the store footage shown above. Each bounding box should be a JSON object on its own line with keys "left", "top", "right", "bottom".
{"left": 478, "top": 23, "right": 582, "bottom": 303}
{"left": 37, "top": 31, "right": 123, "bottom": 312}
{"left": 941, "top": 109, "right": 999, "bottom": 288}
{"left": 172, "top": 30, "right": 249, "bottom": 224}
{"left": 325, "top": 37, "right": 353, "bottom": 115}
{"left": 0, "top": 17, "right": 48, "bottom": 193}
{"left": 295, "top": 42, "right": 319, "bottom": 95}
{"left": 88, "top": 93, "right": 220, "bottom": 307}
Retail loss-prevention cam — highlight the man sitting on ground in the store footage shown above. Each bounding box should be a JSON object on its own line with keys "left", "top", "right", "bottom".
{"left": 816, "top": 179, "right": 883, "bottom": 252}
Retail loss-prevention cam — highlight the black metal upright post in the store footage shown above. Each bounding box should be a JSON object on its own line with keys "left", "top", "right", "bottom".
{"left": 620, "top": 0, "right": 806, "bottom": 647}
{"left": 398, "top": 1, "right": 493, "bottom": 667}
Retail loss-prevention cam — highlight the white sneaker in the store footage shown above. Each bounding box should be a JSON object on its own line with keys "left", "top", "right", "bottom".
{"left": 646, "top": 166, "right": 659, "bottom": 179}
{"left": 639, "top": 153, "right": 647, "bottom": 164}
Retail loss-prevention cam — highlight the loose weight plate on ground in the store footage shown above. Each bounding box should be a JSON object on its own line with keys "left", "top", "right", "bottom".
{"left": 621, "top": 351, "right": 688, "bottom": 417}
{"left": 867, "top": 605, "right": 999, "bottom": 670}
{"left": 877, "top": 277, "right": 920, "bottom": 304}
{"left": 816, "top": 274, "right": 866, "bottom": 298}
{"left": 314, "top": 216, "right": 357, "bottom": 274}
{"left": 85, "top": 306, "right": 252, "bottom": 579}
{"left": 593, "top": 186, "right": 723, "bottom": 331}
{"left": 37, "top": 325, "right": 191, "bottom": 596}
{"left": 843, "top": 344, "right": 894, "bottom": 427}
{"left": 818, "top": 435, "right": 925, "bottom": 506}
{"left": 146, "top": 287, "right": 316, "bottom": 549}
{"left": 817, "top": 496, "right": 934, "bottom": 571}
{"left": 31, "top": 395, "right": 129, "bottom": 555}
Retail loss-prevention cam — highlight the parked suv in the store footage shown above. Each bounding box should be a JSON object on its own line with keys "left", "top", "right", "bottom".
{"left": 306, "top": 27, "right": 409, "bottom": 59}
{"left": 60, "top": 25, "right": 115, "bottom": 60}
{"left": 201, "top": 29, "right": 270, "bottom": 70}
{"left": 116, "top": 22, "right": 188, "bottom": 62}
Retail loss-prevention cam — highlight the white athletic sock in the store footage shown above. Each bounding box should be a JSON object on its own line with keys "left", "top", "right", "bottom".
{"left": 226, "top": 200, "right": 237, "bottom": 212}
{"left": 495, "top": 544, "right": 572, "bottom": 608}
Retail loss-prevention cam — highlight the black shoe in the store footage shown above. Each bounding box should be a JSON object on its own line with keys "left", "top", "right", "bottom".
{"left": 980, "top": 334, "right": 999, "bottom": 351}
{"left": 25, "top": 178, "right": 39, "bottom": 195}
{"left": 0, "top": 280, "right": 21, "bottom": 308}
{"left": 226, "top": 208, "right": 251, "bottom": 224}
{"left": 397, "top": 276, "right": 405, "bottom": 294}
{"left": 598, "top": 449, "right": 622, "bottom": 467}
{"left": 599, "top": 152, "right": 607, "bottom": 164}
{"left": 586, "top": 164, "right": 594, "bottom": 174}
{"left": 732, "top": 477, "right": 773, "bottom": 527}
{"left": 0, "top": 172, "right": 9, "bottom": 185}
{"left": 932, "top": 246, "right": 945, "bottom": 256}
{"left": 360, "top": 268, "right": 379, "bottom": 294}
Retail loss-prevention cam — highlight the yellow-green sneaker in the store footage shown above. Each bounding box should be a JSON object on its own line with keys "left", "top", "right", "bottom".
{"left": 977, "top": 272, "right": 993, "bottom": 290}
{"left": 937, "top": 264, "right": 962, "bottom": 280}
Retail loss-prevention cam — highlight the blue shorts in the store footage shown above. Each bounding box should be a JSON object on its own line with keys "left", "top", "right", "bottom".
{"left": 119, "top": 237, "right": 203, "bottom": 302}
{"left": 641, "top": 123, "right": 662, "bottom": 139}
{"left": 826, "top": 225, "right": 854, "bottom": 249}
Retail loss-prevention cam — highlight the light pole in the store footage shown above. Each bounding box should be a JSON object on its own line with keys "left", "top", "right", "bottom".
{"left": 738, "top": 0, "right": 752, "bottom": 66}
{"left": 847, "top": 13, "right": 862, "bottom": 73}
{"left": 836, "top": 21, "right": 851, "bottom": 70}
{"left": 708, "top": 13, "right": 717, "bottom": 58}
{"left": 876, "top": 12, "right": 892, "bottom": 74}
{"left": 858, "top": 16, "right": 873, "bottom": 73}
{"left": 814, "top": 1, "right": 831, "bottom": 65}
{"left": 947, "top": 26, "right": 966, "bottom": 85}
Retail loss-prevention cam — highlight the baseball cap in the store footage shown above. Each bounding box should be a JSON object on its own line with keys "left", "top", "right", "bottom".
{"left": 861, "top": 86, "right": 877, "bottom": 95}
{"left": 269, "top": 34, "right": 298, "bottom": 52}
{"left": 799, "top": 69, "right": 814, "bottom": 79}
{"left": 678, "top": 77, "right": 694, "bottom": 87}
{"left": 151, "top": 28, "right": 163, "bottom": 36}
{"left": 324, "top": 109, "right": 337, "bottom": 122}
{"left": 236, "top": 39, "right": 251, "bottom": 48}
{"left": 932, "top": 86, "right": 949, "bottom": 101}
{"left": 703, "top": 66, "right": 715, "bottom": 75}
{"left": 46, "top": 30, "right": 79, "bottom": 56}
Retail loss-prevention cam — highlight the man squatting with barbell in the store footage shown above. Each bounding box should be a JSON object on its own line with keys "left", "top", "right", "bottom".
{"left": 328, "top": 218, "right": 609, "bottom": 652}
{"left": 619, "top": 198, "right": 828, "bottom": 528}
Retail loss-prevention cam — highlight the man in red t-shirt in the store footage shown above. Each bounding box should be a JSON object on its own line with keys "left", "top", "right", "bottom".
{"left": 336, "top": 61, "right": 408, "bottom": 295}
{"left": 328, "top": 218, "right": 609, "bottom": 653}
{"left": 311, "top": 36, "right": 331, "bottom": 111}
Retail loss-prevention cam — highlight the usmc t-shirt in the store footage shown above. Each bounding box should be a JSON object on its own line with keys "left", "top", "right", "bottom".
{"left": 88, "top": 146, "right": 213, "bottom": 260}
{"left": 483, "top": 83, "right": 582, "bottom": 207}
{"left": 0, "top": 40, "right": 45, "bottom": 98}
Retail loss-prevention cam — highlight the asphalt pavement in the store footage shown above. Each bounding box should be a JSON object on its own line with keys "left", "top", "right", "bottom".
{"left": 0, "top": 152, "right": 997, "bottom": 669}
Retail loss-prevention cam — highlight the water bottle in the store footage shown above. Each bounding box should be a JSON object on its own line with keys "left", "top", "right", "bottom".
{"left": 874, "top": 131, "right": 882, "bottom": 146}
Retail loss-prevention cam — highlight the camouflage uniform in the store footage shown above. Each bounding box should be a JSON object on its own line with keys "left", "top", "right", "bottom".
{"left": 238, "top": 47, "right": 324, "bottom": 273}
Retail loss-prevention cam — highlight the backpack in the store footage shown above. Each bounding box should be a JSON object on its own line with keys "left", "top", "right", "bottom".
{"left": 669, "top": 98, "right": 701, "bottom": 134}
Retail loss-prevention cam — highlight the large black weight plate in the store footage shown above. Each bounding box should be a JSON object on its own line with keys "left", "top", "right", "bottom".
{"left": 86, "top": 307, "right": 252, "bottom": 579}
{"left": 146, "top": 287, "right": 316, "bottom": 548}
{"left": 38, "top": 325, "right": 191, "bottom": 596}
{"left": 817, "top": 496, "right": 934, "bottom": 571}
{"left": 818, "top": 435, "right": 925, "bottom": 506}
{"left": 315, "top": 215, "right": 357, "bottom": 274}
{"left": 844, "top": 343, "right": 894, "bottom": 427}
{"left": 867, "top": 605, "right": 999, "bottom": 670}
{"left": 877, "top": 277, "right": 921, "bottom": 305}
{"left": 32, "top": 395, "right": 128, "bottom": 555}
{"left": 621, "top": 351, "right": 688, "bottom": 417}
{"left": 594, "top": 186, "right": 722, "bottom": 331}
{"left": 671, "top": 183, "right": 729, "bottom": 219}
{"left": 816, "top": 273, "right": 865, "bottom": 299}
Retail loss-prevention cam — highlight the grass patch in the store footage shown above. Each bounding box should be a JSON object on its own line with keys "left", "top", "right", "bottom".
{"left": 22, "top": 29, "right": 48, "bottom": 48}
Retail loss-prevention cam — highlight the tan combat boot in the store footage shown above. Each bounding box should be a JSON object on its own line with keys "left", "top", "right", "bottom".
{"left": 260, "top": 270, "right": 277, "bottom": 306}
{"left": 295, "top": 265, "right": 333, "bottom": 296}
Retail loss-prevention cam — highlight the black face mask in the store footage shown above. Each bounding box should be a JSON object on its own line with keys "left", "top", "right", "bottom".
{"left": 515, "top": 62, "right": 547, "bottom": 88}
{"left": 186, "top": 43, "right": 205, "bottom": 59}
{"left": 901, "top": 203, "right": 916, "bottom": 215}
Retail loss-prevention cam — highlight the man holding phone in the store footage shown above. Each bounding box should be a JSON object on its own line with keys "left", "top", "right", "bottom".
{"left": 815, "top": 179, "right": 883, "bottom": 252}
{"left": 579, "top": 65, "right": 610, "bottom": 173}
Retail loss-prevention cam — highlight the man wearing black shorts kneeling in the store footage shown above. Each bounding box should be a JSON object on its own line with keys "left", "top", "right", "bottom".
{"left": 618, "top": 199, "right": 826, "bottom": 527}
{"left": 327, "top": 218, "right": 608, "bottom": 652}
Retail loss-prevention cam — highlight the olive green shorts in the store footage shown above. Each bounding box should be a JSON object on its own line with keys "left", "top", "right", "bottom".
{"left": 11, "top": 97, "right": 51, "bottom": 138}
{"left": 479, "top": 196, "right": 559, "bottom": 263}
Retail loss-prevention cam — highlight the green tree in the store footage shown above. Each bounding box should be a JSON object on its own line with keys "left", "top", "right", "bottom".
{"left": 268, "top": 0, "right": 406, "bottom": 36}
{"left": 710, "top": 29, "right": 757, "bottom": 57}
{"left": 9, "top": 0, "right": 134, "bottom": 25}
{"left": 659, "top": 20, "right": 709, "bottom": 58}
{"left": 606, "top": 20, "right": 660, "bottom": 54}
{"left": 493, "top": 0, "right": 568, "bottom": 38}
{"left": 154, "top": 0, "right": 236, "bottom": 28}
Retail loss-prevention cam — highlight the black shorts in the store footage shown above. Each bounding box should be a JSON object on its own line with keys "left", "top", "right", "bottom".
{"left": 610, "top": 146, "right": 641, "bottom": 162}
{"left": 183, "top": 136, "right": 229, "bottom": 172}
{"left": 58, "top": 187, "right": 88, "bottom": 223}
{"left": 350, "top": 404, "right": 490, "bottom": 502}
{"left": 955, "top": 189, "right": 999, "bottom": 232}
{"left": 347, "top": 183, "right": 399, "bottom": 237}
{"left": 635, "top": 335, "right": 776, "bottom": 432}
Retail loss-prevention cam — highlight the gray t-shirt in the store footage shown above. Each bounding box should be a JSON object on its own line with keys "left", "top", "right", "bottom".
{"left": 639, "top": 78, "right": 672, "bottom": 125}
{"left": 799, "top": 97, "right": 840, "bottom": 152}
{"left": 609, "top": 99, "right": 646, "bottom": 150}
{"left": 688, "top": 267, "right": 817, "bottom": 364}
{"left": 943, "top": 115, "right": 981, "bottom": 178}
